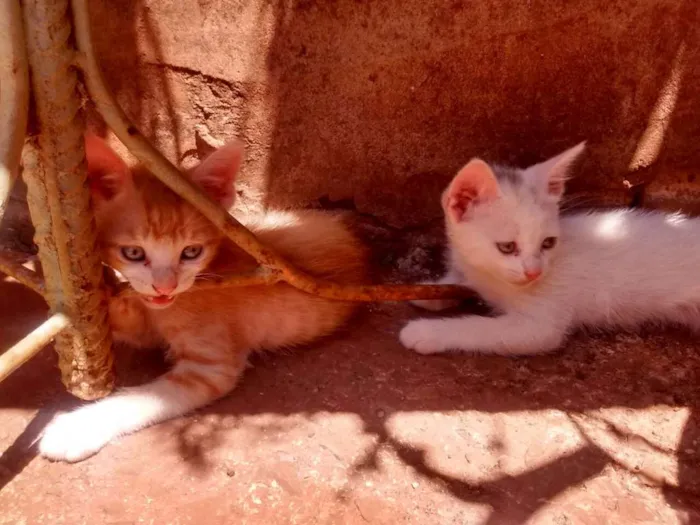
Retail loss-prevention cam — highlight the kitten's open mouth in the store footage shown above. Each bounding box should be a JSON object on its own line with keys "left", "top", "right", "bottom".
{"left": 141, "top": 294, "right": 176, "bottom": 308}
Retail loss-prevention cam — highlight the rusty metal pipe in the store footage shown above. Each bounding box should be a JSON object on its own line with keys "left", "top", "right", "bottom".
{"left": 22, "top": 0, "right": 114, "bottom": 400}
{"left": 71, "top": 0, "right": 473, "bottom": 304}
{"left": 114, "top": 268, "right": 283, "bottom": 298}
{"left": 0, "top": 313, "right": 69, "bottom": 383}
{"left": 0, "top": 0, "right": 29, "bottom": 221}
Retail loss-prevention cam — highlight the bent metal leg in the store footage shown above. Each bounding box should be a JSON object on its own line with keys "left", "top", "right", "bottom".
{"left": 22, "top": 0, "right": 114, "bottom": 399}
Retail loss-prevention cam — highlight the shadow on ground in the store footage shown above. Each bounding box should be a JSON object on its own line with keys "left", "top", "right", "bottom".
{"left": 1, "top": 0, "right": 699, "bottom": 522}
{"left": 0, "top": 273, "right": 698, "bottom": 522}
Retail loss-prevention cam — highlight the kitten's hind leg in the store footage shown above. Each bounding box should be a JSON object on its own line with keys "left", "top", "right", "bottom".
{"left": 410, "top": 268, "right": 464, "bottom": 312}
{"left": 39, "top": 334, "right": 247, "bottom": 462}
{"left": 400, "top": 311, "right": 568, "bottom": 356}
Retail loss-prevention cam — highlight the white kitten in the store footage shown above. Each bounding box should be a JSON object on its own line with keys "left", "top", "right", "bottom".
{"left": 400, "top": 143, "right": 700, "bottom": 356}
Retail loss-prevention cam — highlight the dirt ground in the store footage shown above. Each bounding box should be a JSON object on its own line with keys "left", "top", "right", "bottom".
{"left": 1, "top": 191, "right": 700, "bottom": 524}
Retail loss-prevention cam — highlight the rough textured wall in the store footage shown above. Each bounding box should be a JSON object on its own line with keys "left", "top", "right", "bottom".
{"left": 88, "top": 0, "right": 700, "bottom": 227}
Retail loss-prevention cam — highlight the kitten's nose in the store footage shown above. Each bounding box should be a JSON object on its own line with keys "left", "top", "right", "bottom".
{"left": 524, "top": 269, "right": 542, "bottom": 281}
{"left": 152, "top": 283, "right": 176, "bottom": 295}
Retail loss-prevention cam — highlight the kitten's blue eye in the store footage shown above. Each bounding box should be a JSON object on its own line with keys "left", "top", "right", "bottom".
{"left": 181, "top": 244, "right": 203, "bottom": 261}
{"left": 120, "top": 246, "right": 146, "bottom": 262}
{"left": 541, "top": 237, "right": 557, "bottom": 250}
{"left": 496, "top": 242, "right": 517, "bottom": 255}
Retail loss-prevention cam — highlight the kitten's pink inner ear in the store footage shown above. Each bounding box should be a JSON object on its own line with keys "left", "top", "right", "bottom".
{"left": 189, "top": 140, "right": 244, "bottom": 209}
{"left": 548, "top": 178, "right": 565, "bottom": 196}
{"left": 84, "top": 134, "right": 131, "bottom": 201}
{"left": 541, "top": 141, "right": 586, "bottom": 198}
{"left": 443, "top": 159, "right": 500, "bottom": 222}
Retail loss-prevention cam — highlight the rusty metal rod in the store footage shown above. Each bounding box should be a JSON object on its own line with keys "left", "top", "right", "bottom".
{"left": 0, "top": 0, "right": 29, "bottom": 222}
{"left": 23, "top": 0, "right": 114, "bottom": 400}
{"left": 114, "top": 268, "right": 283, "bottom": 297}
{"left": 71, "top": 0, "right": 473, "bottom": 303}
{"left": 0, "top": 251, "right": 44, "bottom": 296}
{"left": 0, "top": 313, "right": 69, "bottom": 384}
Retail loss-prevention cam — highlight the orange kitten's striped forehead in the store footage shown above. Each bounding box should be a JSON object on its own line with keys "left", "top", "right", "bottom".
{"left": 100, "top": 176, "right": 222, "bottom": 267}
{"left": 85, "top": 135, "right": 244, "bottom": 308}
{"left": 104, "top": 172, "right": 221, "bottom": 241}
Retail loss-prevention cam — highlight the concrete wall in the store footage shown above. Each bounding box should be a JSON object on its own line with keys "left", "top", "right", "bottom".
{"left": 89, "top": 0, "right": 700, "bottom": 227}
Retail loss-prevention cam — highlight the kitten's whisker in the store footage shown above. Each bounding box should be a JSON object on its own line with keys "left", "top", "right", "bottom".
{"left": 196, "top": 272, "right": 223, "bottom": 280}
{"left": 195, "top": 276, "right": 219, "bottom": 282}
{"left": 561, "top": 195, "right": 596, "bottom": 205}
{"left": 560, "top": 196, "right": 599, "bottom": 211}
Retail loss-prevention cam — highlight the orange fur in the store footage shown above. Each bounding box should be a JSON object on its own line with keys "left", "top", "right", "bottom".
{"left": 37, "top": 137, "right": 367, "bottom": 462}
{"left": 107, "top": 166, "right": 368, "bottom": 403}
{"left": 111, "top": 206, "right": 367, "bottom": 357}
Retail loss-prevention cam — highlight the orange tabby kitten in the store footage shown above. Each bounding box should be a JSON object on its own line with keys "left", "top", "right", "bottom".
{"left": 39, "top": 136, "right": 367, "bottom": 462}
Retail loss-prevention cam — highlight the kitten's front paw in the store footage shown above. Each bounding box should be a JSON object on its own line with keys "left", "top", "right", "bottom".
{"left": 399, "top": 319, "right": 448, "bottom": 355}
{"left": 39, "top": 408, "right": 116, "bottom": 462}
{"left": 410, "top": 298, "right": 460, "bottom": 312}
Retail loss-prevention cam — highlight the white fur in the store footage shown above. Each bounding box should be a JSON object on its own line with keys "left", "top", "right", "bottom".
{"left": 40, "top": 328, "right": 244, "bottom": 462}
{"left": 39, "top": 362, "right": 239, "bottom": 462}
{"left": 39, "top": 366, "right": 225, "bottom": 462}
{"left": 401, "top": 144, "right": 700, "bottom": 356}
{"left": 39, "top": 138, "right": 251, "bottom": 462}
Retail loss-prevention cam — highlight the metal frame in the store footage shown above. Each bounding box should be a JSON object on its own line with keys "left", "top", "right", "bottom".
{"left": 0, "top": 0, "right": 473, "bottom": 399}
{"left": 0, "top": 0, "right": 28, "bottom": 221}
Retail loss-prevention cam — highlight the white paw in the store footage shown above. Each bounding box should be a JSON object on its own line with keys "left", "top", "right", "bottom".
{"left": 409, "top": 298, "right": 459, "bottom": 312}
{"left": 399, "top": 319, "right": 447, "bottom": 355}
{"left": 39, "top": 407, "right": 116, "bottom": 462}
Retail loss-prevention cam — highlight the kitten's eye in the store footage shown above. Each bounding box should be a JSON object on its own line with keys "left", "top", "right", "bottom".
{"left": 120, "top": 246, "right": 146, "bottom": 262}
{"left": 541, "top": 237, "right": 557, "bottom": 250}
{"left": 181, "top": 244, "right": 203, "bottom": 261}
{"left": 496, "top": 242, "right": 518, "bottom": 255}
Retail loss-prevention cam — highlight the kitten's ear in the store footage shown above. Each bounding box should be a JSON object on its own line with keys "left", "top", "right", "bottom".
{"left": 529, "top": 142, "right": 586, "bottom": 200}
{"left": 442, "top": 159, "right": 501, "bottom": 222}
{"left": 189, "top": 140, "right": 244, "bottom": 209}
{"left": 84, "top": 134, "right": 131, "bottom": 201}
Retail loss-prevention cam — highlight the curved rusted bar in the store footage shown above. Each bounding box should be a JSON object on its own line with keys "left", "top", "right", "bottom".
{"left": 113, "top": 268, "right": 283, "bottom": 298}
{"left": 71, "top": 0, "right": 474, "bottom": 304}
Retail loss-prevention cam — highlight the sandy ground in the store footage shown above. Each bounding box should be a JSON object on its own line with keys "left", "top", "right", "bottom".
{"left": 1, "top": 190, "right": 699, "bottom": 524}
